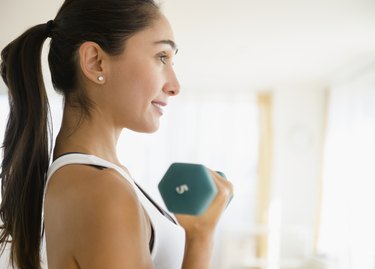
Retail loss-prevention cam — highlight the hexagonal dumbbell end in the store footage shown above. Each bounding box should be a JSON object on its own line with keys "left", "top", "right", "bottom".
{"left": 158, "top": 163, "right": 219, "bottom": 215}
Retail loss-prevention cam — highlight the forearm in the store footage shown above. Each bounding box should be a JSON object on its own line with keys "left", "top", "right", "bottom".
{"left": 181, "top": 232, "right": 214, "bottom": 269}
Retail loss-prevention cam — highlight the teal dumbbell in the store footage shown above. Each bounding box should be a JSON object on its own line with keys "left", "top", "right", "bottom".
{"left": 158, "top": 163, "right": 228, "bottom": 215}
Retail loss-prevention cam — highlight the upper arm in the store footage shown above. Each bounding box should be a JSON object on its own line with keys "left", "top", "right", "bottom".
{"left": 44, "top": 166, "right": 153, "bottom": 269}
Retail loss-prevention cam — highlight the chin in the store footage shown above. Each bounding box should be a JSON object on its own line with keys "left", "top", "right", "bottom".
{"left": 131, "top": 123, "right": 160, "bottom": 134}
{"left": 143, "top": 127, "right": 159, "bottom": 133}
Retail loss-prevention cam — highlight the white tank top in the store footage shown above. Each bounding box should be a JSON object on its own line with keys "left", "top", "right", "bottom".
{"left": 42, "top": 153, "right": 185, "bottom": 269}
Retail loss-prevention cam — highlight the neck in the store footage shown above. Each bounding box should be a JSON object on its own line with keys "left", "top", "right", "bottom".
{"left": 54, "top": 105, "right": 122, "bottom": 166}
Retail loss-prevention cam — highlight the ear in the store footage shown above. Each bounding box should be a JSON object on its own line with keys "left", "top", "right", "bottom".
{"left": 79, "top": 41, "right": 108, "bottom": 84}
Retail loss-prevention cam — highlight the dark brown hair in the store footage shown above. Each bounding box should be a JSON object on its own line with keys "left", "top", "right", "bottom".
{"left": 0, "top": 0, "right": 159, "bottom": 268}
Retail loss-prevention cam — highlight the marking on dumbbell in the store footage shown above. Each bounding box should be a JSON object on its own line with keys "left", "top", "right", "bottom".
{"left": 176, "top": 184, "right": 189, "bottom": 194}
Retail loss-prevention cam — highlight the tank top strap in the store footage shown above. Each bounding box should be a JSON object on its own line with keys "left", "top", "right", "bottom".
{"left": 46, "top": 153, "right": 138, "bottom": 189}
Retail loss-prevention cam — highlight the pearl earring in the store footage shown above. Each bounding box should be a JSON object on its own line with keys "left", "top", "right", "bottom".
{"left": 98, "top": 75, "right": 104, "bottom": 82}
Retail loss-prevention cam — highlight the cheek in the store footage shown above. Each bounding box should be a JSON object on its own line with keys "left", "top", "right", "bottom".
{"left": 107, "top": 66, "right": 156, "bottom": 116}
{"left": 107, "top": 57, "right": 163, "bottom": 112}
{"left": 111, "top": 59, "right": 157, "bottom": 89}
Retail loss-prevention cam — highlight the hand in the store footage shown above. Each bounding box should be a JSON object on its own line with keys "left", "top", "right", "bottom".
{"left": 175, "top": 169, "right": 233, "bottom": 238}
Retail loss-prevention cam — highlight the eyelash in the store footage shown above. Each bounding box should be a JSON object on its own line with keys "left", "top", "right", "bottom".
{"left": 159, "top": 54, "right": 168, "bottom": 64}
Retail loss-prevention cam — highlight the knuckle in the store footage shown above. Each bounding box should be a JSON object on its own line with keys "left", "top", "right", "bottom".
{"left": 223, "top": 180, "right": 233, "bottom": 191}
{"left": 217, "top": 183, "right": 233, "bottom": 199}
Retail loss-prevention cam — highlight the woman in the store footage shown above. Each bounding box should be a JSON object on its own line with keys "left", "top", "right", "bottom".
{"left": 0, "top": 0, "right": 233, "bottom": 268}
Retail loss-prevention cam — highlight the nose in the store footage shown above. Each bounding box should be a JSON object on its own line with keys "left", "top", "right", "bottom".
{"left": 163, "top": 69, "right": 180, "bottom": 96}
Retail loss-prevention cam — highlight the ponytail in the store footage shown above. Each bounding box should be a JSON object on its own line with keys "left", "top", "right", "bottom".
{"left": 0, "top": 0, "right": 160, "bottom": 267}
{"left": 0, "top": 23, "right": 51, "bottom": 269}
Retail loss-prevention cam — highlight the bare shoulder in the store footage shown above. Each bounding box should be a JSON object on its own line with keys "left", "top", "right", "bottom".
{"left": 46, "top": 164, "right": 137, "bottom": 205}
{"left": 45, "top": 164, "right": 140, "bottom": 221}
{"left": 44, "top": 164, "right": 152, "bottom": 269}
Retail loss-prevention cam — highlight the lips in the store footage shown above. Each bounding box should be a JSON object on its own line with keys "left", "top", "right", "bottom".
{"left": 151, "top": 101, "right": 167, "bottom": 115}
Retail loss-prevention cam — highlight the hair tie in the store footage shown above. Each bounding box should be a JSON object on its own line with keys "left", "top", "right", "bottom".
{"left": 45, "top": 20, "right": 55, "bottom": 38}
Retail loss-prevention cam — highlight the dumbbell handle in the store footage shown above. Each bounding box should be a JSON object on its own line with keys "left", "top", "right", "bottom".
{"left": 216, "top": 171, "right": 226, "bottom": 178}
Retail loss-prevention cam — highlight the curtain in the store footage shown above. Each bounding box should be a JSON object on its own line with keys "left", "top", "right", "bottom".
{"left": 318, "top": 67, "right": 375, "bottom": 269}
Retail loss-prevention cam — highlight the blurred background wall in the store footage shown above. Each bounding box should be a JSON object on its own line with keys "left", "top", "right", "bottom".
{"left": 1, "top": 0, "right": 375, "bottom": 268}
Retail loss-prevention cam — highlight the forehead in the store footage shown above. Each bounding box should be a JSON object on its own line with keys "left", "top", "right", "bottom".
{"left": 125, "top": 14, "right": 176, "bottom": 51}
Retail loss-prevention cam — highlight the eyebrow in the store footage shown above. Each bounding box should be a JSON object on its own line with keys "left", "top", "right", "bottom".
{"left": 154, "top": 40, "right": 179, "bottom": 54}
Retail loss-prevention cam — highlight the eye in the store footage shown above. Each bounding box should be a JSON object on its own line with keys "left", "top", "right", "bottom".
{"left": 159, "top": 54, "right": 168, "bottom": 64}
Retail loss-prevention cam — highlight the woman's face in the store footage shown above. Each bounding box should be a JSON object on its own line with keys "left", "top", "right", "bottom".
{"left": 103, "top": 14, "right": 180, "bottom": 133}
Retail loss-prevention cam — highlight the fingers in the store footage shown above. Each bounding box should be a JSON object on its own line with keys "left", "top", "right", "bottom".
{"left": 175, "top": 168, "right": 233, "bottom": 235}
{"left": 209, "top": 169, "right": 234, "bottom": 207}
